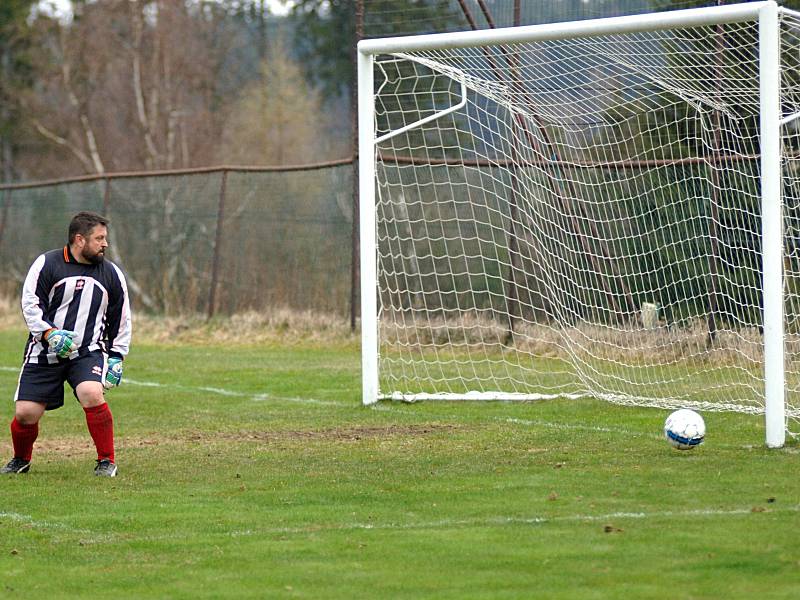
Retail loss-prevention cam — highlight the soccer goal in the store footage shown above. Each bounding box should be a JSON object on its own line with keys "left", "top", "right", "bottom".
{"left": 358, "top": 1, "right": 800, "bottom": 447}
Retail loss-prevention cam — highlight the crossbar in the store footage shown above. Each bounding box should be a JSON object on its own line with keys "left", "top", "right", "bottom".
{"left": 358, "top": 2, "right": 770, "bottom": 55}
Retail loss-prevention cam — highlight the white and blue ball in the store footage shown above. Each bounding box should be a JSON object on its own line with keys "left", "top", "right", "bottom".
{"left": 664, "top": 409, "right": 705, "bottom": 450}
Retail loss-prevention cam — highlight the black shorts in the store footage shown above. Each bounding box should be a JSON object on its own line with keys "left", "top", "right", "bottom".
{"left": 14, "top": 351, "right": 107, "bottom": 411}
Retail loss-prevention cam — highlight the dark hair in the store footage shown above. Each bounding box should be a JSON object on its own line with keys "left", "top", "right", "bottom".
{"left": 68, "top": 211, "right": 109, "bottom": 244}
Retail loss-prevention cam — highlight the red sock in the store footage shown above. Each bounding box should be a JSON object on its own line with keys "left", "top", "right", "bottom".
{"left": 10, "top": 417, "right": 39, "bottom": 462}
{"left": 83, "top": 403, "right": 115, "bottom": 463}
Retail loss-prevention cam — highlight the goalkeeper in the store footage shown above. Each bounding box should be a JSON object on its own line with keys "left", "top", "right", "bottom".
{"left": 1, "top": 211, "right": 131, "bottom": 477}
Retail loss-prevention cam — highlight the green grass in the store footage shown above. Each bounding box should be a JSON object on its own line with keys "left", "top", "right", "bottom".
{"left": 0, "top": 327, "right": 799, "bottom": 599}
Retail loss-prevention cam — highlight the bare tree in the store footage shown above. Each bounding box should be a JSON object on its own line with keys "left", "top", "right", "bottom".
{"left": 22, "top": 1, "right": 259, "bottom": 310}
{"left": 27, "top": 0, "right": 245, "bottom": 176}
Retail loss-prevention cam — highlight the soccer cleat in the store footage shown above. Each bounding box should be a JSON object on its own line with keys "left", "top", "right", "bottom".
{"left": 94, "top": 459, "right": 117, "bottom": 477}
{"left": 1, "top": 457, "right": 31, "bottom": 474}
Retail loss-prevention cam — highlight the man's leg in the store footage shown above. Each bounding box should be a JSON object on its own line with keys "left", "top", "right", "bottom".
{"left": 12, "top": 401, "right": 46, "bottom": 459}
{"left": 1, "top": 401, "right": 46, "bottom": 473}
{"left": 75, "top": 381, "right": 116, "bottom": 473}
{"left": 6, "top": 359, "right": 68, "bottom": 474}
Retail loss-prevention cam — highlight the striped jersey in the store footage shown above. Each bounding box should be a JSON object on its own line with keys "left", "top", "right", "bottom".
{"left": 21, "top": 246, "right": 132, "bottom": 364}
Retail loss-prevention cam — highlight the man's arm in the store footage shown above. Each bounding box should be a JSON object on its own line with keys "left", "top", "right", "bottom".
{"left": 104, "top": 262, "right": 132, "bottom": 359}
{"left": 20, "top": 254, "right": 55, "bottom": 341}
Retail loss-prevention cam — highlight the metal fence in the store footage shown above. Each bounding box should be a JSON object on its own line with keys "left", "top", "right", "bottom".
{"left": 0, "top": 163, "right": 356, "bottom": 318}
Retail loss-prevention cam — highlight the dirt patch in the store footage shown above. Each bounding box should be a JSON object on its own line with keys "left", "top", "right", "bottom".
{"left": 184, "top": 422, "right": 464, "bottom": 443}
{"left": 0, "top": 424, "right": 465, "bottom": 457}
{"left": 0, "top": 436, "right": 161, "bottom": 457}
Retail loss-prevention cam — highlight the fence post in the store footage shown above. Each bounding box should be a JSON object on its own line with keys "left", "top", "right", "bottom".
{"left": 0, "top": 188, "right": 10, "bottom": 250}
{"left": 103, "top": 176, "right": 111, "bottom": 216}
{"left": 208, "top": 170, "right": 228, "bottom": 319}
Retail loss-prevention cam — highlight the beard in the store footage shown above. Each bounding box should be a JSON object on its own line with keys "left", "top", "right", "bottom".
{"left": 82, "top": 248, "right": 105, "bottom": 264}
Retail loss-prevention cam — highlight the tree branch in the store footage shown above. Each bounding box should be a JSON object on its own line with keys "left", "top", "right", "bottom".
{"left": 32, "top": 119, "right": 95, "bottom": 173}
{"left": 58, "top": 32, "right": 105, "bottom": 174}
{"left": 131, "top": 2, "right": 161, "bottom": 169}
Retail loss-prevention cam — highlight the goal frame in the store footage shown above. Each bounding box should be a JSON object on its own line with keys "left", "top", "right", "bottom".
{"left": 357, "top": 1, "right": 786, "bottom": 448}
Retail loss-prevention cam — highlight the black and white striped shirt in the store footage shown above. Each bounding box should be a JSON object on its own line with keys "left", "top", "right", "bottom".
{"left": 21, "top": 246, "right": 132, "bottom": 365}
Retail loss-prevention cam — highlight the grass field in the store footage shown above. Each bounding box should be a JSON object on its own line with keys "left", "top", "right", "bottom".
{"left": 0, "top": 322, "right": 799, "bottom": 599}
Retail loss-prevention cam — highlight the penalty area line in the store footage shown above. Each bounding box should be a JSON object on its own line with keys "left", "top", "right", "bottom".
{"left": 0, "top": 365, "right": 348, "bottom": 407}
{"left": 501, "top": 416, "right": 642, "bottom": 436}
{"left": 0, "top": 511, "right": 99, "bottom": 535}
{"left": 124, "top": 504, "right": 800, "bottom": 543}
{"left": 254, "top": 504, "right": 800, "bottom": 535}
{"left": 5, "top": 504, "right": 796, "bottom": 545}
{"left": 123, "top": 377, "right": 349, "bottom": 408}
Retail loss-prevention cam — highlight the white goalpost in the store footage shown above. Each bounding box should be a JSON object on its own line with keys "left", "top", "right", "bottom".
{"left": 358, "top": 1, "right": 800, "bottom": 448}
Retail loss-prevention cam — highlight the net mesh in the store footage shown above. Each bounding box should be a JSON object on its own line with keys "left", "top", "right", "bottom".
{"left": 372, "top": 13, "right": 800, "bottom": 429}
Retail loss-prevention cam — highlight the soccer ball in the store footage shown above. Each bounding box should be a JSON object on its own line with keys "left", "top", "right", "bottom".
{"left": 664, "top": 409, "right": 705, "bottom": 450}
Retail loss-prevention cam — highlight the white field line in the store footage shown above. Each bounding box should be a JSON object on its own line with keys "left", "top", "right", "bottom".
{"left": 26, "top": 505, "right": 800, "bottom": 545}
{"left": 0, "top": 365, "right": 348, "bottom": 408}
{"left": 0, "top": 511, "right": 93, "bottom": 535}
{"left": 308, "top": 505, "right": 800, "bottom": 533}
{"left": 125, "top": 377, "right": 351, "bottom": 407}
{"left": 0, "top": 511, "right": 117, "bottom": 544}
{"left": 501, "top": 416, "right": 643, "bottom": 436}
{"left": 0, "top": 511, "right": 76, "bottom": 530}
{"left": 5, "top": 505, "right": 796, "bottom": 545}
{"left": 499, "top": 416, "right": 766, "bottom": 449}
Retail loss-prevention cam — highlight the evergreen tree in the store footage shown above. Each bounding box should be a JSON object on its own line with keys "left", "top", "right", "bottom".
{"left": 289, "top": 0, "right": 458, "bottom": 99}
{"left": 221, "top": 36, "right": 334, "bottom": 165}
{"left": 0, "top": 0, "right": 36, "bottom": 182}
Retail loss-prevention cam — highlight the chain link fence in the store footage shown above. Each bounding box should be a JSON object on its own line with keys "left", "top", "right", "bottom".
{"left": 0, "top": 163, "right": 355, "bottom": 318}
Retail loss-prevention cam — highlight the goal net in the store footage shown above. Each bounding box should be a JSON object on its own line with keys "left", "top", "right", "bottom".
{"left": 358, "top": 2, "right": 800, "bottom": 446}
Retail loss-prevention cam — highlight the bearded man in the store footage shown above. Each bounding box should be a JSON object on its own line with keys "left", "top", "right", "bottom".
{"left": 1, "top": 211, "right": 132, "bottom": 477}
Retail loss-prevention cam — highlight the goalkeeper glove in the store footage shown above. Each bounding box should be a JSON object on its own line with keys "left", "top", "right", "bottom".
{"left": 104, "top": 357, "right": 123, "bottom": 389}
{"left": 45, "top": 329, "right": 76, "bottom": 358}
